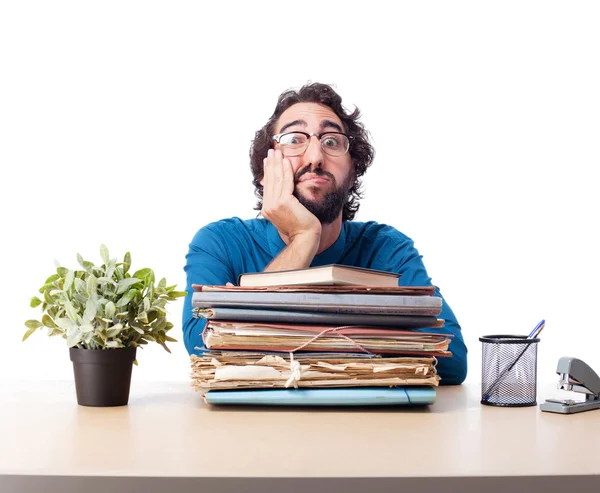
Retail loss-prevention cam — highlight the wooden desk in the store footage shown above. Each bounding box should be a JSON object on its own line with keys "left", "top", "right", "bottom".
{"left": 0, "top": 380, "right": 598, "bottom": 493}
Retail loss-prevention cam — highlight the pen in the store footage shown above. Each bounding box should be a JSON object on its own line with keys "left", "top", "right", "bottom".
{"left": 483, "top": 319, "right": 545, "bottom": 400}
{"left": 527, "top": 319, "right": 545, "bottom": 339}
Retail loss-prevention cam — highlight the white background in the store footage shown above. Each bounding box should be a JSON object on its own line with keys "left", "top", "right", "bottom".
{"left": 1, "top": 1, "right": 598, "bottom": 386}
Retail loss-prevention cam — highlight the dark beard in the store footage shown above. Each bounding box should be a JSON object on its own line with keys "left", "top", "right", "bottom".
{"left": 293, "top": 167, "right": 351, "bottom": 225}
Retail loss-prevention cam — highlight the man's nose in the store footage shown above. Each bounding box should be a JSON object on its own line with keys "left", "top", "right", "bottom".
{"left": 301, "top": 135, "right": 324, "bottom": 169}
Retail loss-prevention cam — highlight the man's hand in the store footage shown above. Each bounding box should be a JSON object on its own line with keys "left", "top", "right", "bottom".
{"left": 261, "top": 149, "right": 321, "bottom": 244}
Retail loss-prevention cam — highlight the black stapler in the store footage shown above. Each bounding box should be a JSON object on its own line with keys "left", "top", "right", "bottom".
{"left": 540, "top": 357, "right": 600, "bottom": 414}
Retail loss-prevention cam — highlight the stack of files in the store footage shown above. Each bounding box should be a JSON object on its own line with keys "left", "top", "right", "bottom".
{"left": 190, "top": 280, "right": 451, "bottom": 406}
{"left": 191, "top": 284, "right": 443, "bottom": 316}
{"left": 190, "top": 351, "right": 441, "bottom": 390}
{"left": 200, "top": 321, "right": 451, "bottom": 356}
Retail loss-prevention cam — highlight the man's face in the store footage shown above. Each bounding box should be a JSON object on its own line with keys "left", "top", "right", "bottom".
{"left": 273, "top": 102, "right": 354, "bottom": 224}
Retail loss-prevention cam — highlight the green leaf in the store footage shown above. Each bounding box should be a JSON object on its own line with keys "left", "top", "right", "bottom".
{"left": 55, "top": 317, "right": 76, "bottom": 332}
{"left": 30, "top": 297, "right": 42, "bottom": 308}
{"left": 77, "top": 253, "right": 93, "bottom": 271}
{"left": 43, "top": 289, "right": 54, "bottom": 304}
{"left": 116, "top": 277, "right": 142, "bottom": 295}
{"left": 115, "top": 289, "right": 137, "bottom": 308}
{"left": 137, "top": 311, "right": 149, "bottom": 323}
{"left": 45, "top": 273, "right": 60, "bottom": 284}
{"left": 133, "top": 268, "right": 152, "bottom": 280}
{"left": 80, "top": 322, "right": 94, "bottom": 333}
{"left": 64, "top": 269, "right": 75, "bottom": 292}
{"left": 41, "top": 314, "right": 57, "bottom": 328}
{"left": 105, "top": 258, "right": 117, "bottom": 280}
{"left": 100, "top": 244, "right": 110, "bottom": 265}
{"left": 22, "top": 326, "right": 39, "bottom": 341}
{"left": 96, "top": 276, "right": 116, "bottom": 286}
{"left": 64, "top": 300, "right": 79, "bottom": 321}
{"left": 56, "top": 267, "right": 69, "bottom": 277}
{"left": 92, "top": 336, "right": 105, "bottom": 347}
{"left": 39, "top": 283, "right": 55, "bottom": 294}
{"left": 24, "top": 319, "right": 43, "bottom": 330}
{"left": 164, "top": 335, "right": 178, "bottom": 342}
{"left": 166, "top": 291, "right": 187, "bottom": 299}
{"left": 66, "top": 330, "right": 82, "bottom": 348}
{"left": 123, "top": 252, "right": 131, "bottom": 274}
{"left": 86, "top": 275, "right": 97, "bottom": 297}
{"left": 105, "top": 301, "right": 116, "bottom": 319}
{"left": 73, "top": 293, "right": 88, "bottom": 305}
{"left": 106, "top": 323, "right": 123, "bottom": 338}
{"left": 152, "top": 298, "right": 167, "bottom": 309}
{"left": 158, "top": 278, "right": 166, "bottom": 288}
{"left": 152, "top": 317, "right": 167, "bottom": 332}
{"left": 74, "top": 278, "right": 87, "bottom": 294}
{"left": 83, "top": 298, "right": 97, "bottom": 322}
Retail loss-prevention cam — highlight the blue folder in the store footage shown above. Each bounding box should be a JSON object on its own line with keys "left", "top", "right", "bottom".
{"left": 204, "top": 387, "right": 436, "bottom": 406}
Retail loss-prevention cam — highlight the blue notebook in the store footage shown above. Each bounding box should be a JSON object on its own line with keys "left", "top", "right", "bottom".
{"left": 204, "top": 387, "right": 436, "bottom": 406}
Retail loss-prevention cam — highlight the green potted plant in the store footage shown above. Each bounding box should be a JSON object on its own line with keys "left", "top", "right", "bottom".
{"left": 23, "top": 245, "right": 186, "bottom": 407}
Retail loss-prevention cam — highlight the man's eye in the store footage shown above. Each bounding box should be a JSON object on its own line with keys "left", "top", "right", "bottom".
{"left": 322, "top": 137, "right": 340, "bottom": 147}
{"left": 281, "top": 133, "right": 306, "bottom": 145}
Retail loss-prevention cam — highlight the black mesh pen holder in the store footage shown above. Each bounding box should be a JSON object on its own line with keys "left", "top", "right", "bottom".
{"left": 479, "top": 335, "right": 540, "bottom": 407}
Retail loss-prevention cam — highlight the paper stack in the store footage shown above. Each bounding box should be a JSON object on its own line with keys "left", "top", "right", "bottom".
{"left": 189, "top": 270, "right": 452, "bottom": 406}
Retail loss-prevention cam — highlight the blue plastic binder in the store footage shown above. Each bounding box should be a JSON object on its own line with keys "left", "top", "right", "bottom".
{"left": 204, "top": 387, "right": 436, "bottom": 406}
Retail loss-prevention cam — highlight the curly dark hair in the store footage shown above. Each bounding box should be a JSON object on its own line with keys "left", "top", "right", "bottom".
{"left": 249, "top": 82, "right": 375, "bottom": 222}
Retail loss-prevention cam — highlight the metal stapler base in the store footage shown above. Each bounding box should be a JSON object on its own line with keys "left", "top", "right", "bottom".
{"left": 540, "top": 399, "right": 600, "bottom": 414}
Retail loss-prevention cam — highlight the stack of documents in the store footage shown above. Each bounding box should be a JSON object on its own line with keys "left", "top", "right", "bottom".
{"left": 191, "top": 351, "right": 440, "bottom": 390}
{"left": 190, "top": 283, "right": 452, "bottom": 405}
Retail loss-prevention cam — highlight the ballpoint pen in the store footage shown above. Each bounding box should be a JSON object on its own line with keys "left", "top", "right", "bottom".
{"left": 483, "top": 319, "right": 545, "bottom": 400}
{"left": 527, "top": 319, "right": 546, "bottom": 339}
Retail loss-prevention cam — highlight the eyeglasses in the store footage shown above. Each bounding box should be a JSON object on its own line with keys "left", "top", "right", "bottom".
{"left": 272, "top": 131, "right": 352, "bottom": 157}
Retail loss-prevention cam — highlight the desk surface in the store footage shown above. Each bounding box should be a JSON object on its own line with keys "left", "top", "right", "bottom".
{"left": 1, "top": 380, "right": 599, "bottom": 492}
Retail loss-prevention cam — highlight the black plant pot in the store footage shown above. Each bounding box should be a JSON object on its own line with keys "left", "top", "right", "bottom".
{"left": 69, "top": 347, "right": 136, "bottom": 407}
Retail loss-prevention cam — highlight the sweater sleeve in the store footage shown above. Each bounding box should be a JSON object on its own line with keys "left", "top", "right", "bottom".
{"left": 182, "top": 224, "right": 237, "bottom": 355}
{"left": 385, "top": 234, "right": 468, "bottom": 385}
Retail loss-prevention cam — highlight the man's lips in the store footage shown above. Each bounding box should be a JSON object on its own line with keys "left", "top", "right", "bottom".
{"left": 298, "top": 174, "right": 330, "bottom": 184}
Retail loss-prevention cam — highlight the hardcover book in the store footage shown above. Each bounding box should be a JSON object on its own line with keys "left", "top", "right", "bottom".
{"left": 237, "top": 264, "right": 401, "bottom": 288}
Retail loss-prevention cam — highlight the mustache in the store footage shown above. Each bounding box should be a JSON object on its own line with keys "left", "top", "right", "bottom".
{"left": 294, "top": 166, "right": 335, "bottom": 184}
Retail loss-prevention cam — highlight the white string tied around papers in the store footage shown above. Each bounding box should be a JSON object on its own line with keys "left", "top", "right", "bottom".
{"left": 285, "top": 326, "right": 377, "bottom": 388}
{"left": 289, "top": 325, "right": 375, "bottom": 355}
{"left": 285, "top": 352, "right": 302, "bottom": 388}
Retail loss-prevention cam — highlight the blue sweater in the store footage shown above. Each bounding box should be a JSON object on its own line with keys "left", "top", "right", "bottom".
{"left": 183, "top": 217, "right": 468, "bottom": 385}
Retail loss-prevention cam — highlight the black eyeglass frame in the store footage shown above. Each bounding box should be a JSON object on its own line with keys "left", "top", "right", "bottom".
{"left": 272, "top": 131, "right": 353, "bottom": 156}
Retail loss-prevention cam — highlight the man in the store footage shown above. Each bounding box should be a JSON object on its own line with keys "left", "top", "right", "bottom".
{"left": 183, "top": 82, "right": 467, "bottom": 385}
